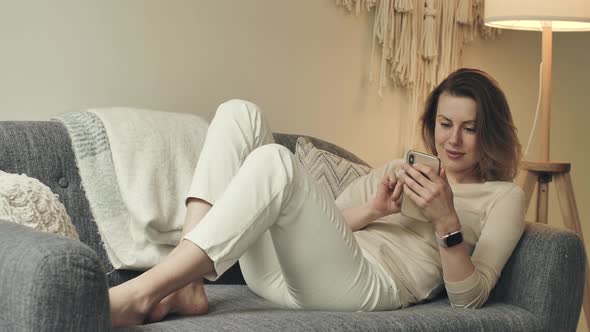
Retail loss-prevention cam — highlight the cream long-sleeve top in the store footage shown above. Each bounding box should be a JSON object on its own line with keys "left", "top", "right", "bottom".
{"left": 335, "top": 159, "right": 526, "bottom": 308}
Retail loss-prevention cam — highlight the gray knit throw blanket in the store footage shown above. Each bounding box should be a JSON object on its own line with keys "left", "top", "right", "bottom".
{"left": 54, "top": 109, "right": 208, "bottom": 270}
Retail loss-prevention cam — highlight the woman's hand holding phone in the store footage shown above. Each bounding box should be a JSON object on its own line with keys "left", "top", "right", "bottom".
{"left": 400, "top": 162, "right": 457, "bottom": 227}
{"left": 369, "top": 172, "right": 404, "bottom": 219}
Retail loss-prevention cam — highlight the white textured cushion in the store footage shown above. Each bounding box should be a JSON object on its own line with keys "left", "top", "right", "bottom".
{"left": 0, "top": 171, "right": 79, "bottom": 240}
{"left": 294, "top": 137, "right": 372, "bottom": 199}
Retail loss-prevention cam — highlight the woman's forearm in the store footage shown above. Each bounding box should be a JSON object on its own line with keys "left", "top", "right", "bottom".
{"left": 435, "top": 214, "right": 475, "bottom": 282}
{"left": 340, "top": 203, "right": 382, "bottom": 232}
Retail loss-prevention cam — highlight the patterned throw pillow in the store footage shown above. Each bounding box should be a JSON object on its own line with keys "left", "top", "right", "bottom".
{"left": 0, "top": 171, "right": 79, "bottom": 240}
{"left": 294, "top": 137, "right": 372, "bottom": 199}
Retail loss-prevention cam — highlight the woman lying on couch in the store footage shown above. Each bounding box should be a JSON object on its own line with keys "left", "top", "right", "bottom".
{"left": 109, "top": 68, "right": 525, "bottom": 327}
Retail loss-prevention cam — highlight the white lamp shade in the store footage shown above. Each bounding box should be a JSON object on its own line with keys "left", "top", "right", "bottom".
{"left": 485, "top": 0, "right": 590, "bottom": 31}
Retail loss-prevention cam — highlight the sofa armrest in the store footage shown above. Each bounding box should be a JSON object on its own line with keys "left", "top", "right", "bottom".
{"left": 489, "top": 222, "right": 585, "bottom": 331}
{"left": 0, "top": 221, "right": 111, "bottom": 331}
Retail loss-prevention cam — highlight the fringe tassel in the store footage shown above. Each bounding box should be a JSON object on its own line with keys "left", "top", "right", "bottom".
{"left": 337, "top": 0, "right": 501, "bottom": 95}
{"left": 335, "top": 0, "right": 501, "bottom": 148}
{"left": 475, "top": 0, "right": 501, "bottom": 39}
{"left": 456, "top": 0, "right": 472, "bottom": 25}
{"left": 420, "top": 0, "right": 438, "bottom": 61}
{"left": 395, "top": 0, "right": 413, "bottom": 12}
{"left": 391, "top": 11, "right": 413, "bottom": 86}
{"left": 337, "top": 0, "right": 378, "bottom": 15}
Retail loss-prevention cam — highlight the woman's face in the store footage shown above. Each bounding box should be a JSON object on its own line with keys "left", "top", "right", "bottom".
{"left": 434, "top": 92, "right": 480, "bottom": 183}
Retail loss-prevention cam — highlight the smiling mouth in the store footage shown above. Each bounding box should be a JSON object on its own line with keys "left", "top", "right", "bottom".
{"left": 445, "top": 149, "right": 465, "bottom": 159}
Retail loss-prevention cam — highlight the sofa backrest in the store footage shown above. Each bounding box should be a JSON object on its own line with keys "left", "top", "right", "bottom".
{"left": 0, "top": 121, "right": 369, "bottom": 286}
{"left": 0, "top": 121, "right": 114, "bottom": 273}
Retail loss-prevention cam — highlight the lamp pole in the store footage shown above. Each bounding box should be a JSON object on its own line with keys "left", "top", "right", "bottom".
{"left": 534, "top": 24, "right": 553, "bottom": 223}
{"left": 540, "top": 23, "right": 552, "bottom": 162}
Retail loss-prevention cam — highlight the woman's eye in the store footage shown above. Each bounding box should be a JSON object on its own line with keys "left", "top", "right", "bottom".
{"left": 464, "top": 127, "right": 476, "bottom": 133}
{"left": 440, "top": 122, "right": 451, "bottom": 128}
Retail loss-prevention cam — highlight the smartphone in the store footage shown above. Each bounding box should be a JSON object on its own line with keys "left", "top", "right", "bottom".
{"left": 400, "top": 150, "right": 441, "bottom": 222}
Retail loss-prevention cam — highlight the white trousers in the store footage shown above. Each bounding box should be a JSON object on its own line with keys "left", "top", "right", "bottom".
{"left": 184, "top": 100, "right": 403, "bottom": 311}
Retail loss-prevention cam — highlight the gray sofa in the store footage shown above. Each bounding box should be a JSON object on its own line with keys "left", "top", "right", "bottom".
{"left": 0, "top": 120, "right": 585, "bottom": 332}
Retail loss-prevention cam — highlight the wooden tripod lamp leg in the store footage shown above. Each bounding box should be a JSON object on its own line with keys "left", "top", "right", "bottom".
{"left": 554, "top": 172, "right": 590, "bottom": 326}
{"left": 536, "top": 177, "right": 550, "bottom": 224}
{"left": 517, "top": 169, "right": 537, "bottom": 214}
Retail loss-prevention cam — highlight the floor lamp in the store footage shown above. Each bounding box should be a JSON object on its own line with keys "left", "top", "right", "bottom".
{"left": 484, "top": 0, "right": 590, "bottom": 325}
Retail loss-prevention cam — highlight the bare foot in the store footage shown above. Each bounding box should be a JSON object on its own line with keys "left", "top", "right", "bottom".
{"left": 109, "top": 284, "right": 152, "bottom": 327}
{"left": 147, "top": 278, "right": 209, "bottom": 322}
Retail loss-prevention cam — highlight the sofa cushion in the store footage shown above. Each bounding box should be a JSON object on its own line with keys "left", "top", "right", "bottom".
{"left": 123, "top": 285, "right": 540, "bottom": 332}
{"left": 0, "top": 170, "right": 79, "bottom": 240}
{"left": 294, "top": 137, "right": 372, "bottom": 199}
{"left": 273, "top": 133, "right": 370, "bottom": 167}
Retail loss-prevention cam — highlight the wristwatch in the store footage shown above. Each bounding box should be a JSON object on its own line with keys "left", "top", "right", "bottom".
{"left": 436, "top": 228, "right": 463, "bottom": 248}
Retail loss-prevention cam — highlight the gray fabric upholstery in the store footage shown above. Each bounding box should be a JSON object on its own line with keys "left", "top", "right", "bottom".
{"left": 118, "top": 285, "right": 539, "bottom": 332}
{"left": 488, "top": 222, "right": 585, "bottom": 331}
{"left": 0, "top": 121, "right": 114, "bottom": 278}
{"left": 0, "top": 120, "right": 585, "bottom": 331}
{"left": 0, "top": 221, "right": 110, "bottom": 332}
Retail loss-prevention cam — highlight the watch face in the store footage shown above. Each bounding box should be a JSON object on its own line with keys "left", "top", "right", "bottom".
{"left": 445, "top": 232, "right": 463, "bottom": 247}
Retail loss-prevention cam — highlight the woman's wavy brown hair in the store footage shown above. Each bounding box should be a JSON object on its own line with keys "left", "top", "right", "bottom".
{"left": 421, "top": 68, "right": 521, "bottom": 182}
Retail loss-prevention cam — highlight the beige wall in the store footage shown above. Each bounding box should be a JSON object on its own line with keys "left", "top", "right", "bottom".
{"left": 1, "top": 0, "right": 589, "bottom": 329}
{"left": 0, "top": 0, "right": 407, "bottom": 167}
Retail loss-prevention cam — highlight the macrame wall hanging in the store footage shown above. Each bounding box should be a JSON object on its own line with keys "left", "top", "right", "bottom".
{"left": 336, "top": 0, "right": 500, "bottom": 149}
